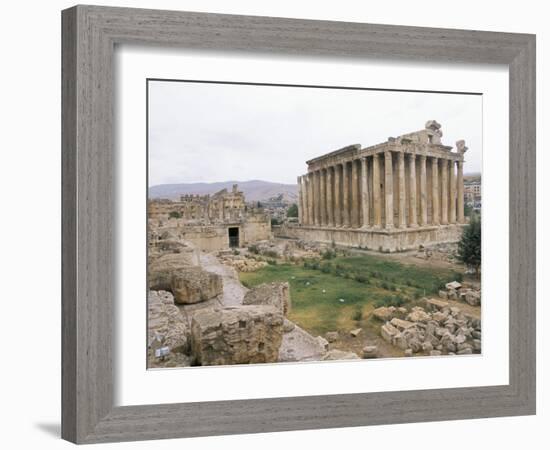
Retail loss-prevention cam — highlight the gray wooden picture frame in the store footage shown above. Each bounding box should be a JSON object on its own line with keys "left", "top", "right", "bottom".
{"left": 61, "top": 4, "right": 536, "bottom": 444}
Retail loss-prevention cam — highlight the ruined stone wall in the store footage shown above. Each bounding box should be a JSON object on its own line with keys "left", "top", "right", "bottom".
{"left": 275, "top": 223, "right": 465, "bottom": 252}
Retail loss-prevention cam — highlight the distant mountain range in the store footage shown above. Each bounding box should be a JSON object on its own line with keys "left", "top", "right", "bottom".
{"left": 149, "top": 180, "right": 299, "bottom": 203}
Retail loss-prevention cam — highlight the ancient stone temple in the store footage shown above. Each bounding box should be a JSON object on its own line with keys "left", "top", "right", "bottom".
{"left": 284, "top": 121, "right": 469, "bottom": 252}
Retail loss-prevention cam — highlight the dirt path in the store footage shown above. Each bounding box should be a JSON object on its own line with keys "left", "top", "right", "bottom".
{"left": 199, "top": 252, "right": 247, "bottom": 307}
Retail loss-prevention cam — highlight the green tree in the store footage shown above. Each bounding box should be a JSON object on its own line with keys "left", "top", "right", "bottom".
{"left": 287, "top": 203, "right": 298, "bottom": 218}
{"left": 168, "top": 211, "right": 182, "bottom": 219}
{"left": 457, "top": 216, "right": 481, "bottom": 275}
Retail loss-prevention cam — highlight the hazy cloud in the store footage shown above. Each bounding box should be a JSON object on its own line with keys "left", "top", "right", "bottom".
{"left": 148, "top": 81, "right": 482, "bottom": 186}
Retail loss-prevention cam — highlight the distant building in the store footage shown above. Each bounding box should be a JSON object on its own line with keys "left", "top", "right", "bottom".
{"left": 148, "top": 184, "right": 271, "bottom": 251}
{"left": 464, "top": 180, "right": 481, "bottom": 204}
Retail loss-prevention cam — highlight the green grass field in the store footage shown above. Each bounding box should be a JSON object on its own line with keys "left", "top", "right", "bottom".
{"left": 239, "top": 255, "right": 461, "bottom": 337}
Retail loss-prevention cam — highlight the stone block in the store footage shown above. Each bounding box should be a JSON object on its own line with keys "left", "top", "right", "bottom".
{"left": 170, "top": 267, "right": 223, "bottom": 304}
{"left": 372, "top": 306, "right": 396, "bottom": 321}
{"left": 243, "top": 282, "right": 291, "bottom": 316}
{"left": 190, "top": 305, "right": 283, "bottom": 366}
{"left": 322, "top": 349, "right": 360, "bottom": 361}
{"left": 390, "top": 318, "right": 415, "bottom": 331}
{"left": 362, "top": 345, "right": 378, "bottom": 359}
{"left": 426, "top": 298, "right": 450, "bottom": 311}
{"left": 381, "top": 322, "right": 399, "bottom": 343}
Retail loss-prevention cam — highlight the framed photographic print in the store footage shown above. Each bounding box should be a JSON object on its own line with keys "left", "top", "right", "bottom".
{"left": 62, "top": 5, "right": 536, "bottom": 444}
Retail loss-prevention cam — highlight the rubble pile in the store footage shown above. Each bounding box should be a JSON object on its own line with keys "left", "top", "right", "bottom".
{"left": 378, "top": 298, "right": 481, "bottom": 357}
{"left": 438, "top": 280, "right": 481, "bottom": 306}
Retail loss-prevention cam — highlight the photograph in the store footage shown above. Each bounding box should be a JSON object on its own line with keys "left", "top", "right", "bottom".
{"left": 146, "top": 79, "right": 483, "bottom": 368}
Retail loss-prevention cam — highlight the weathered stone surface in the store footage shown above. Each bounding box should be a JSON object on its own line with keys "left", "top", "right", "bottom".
{"left": 350, "top": 328, "right": 363, "bottom": 337}
{"left": 325, "top": 331, "right": 339, "bottom": 343}
{"left": 426, "top": 298, "right": 450, "bottom": 311}
{"left": 322, "top": 349, "right": 360, "bottom": 361}
{"left": 243, "top": 282, "right": 291, "bottom": 316}
{"left": 148, "top": 253, "right": 195, "bottom": 290}
{"left": 362, "top": 345, "right": 378, "bottom": 359}
{"left": 147, "top": 290, "right": 189, "bottom": 355}
{"left": 457, "top": 347, "right": 473, "bottom": 355}
{"left": 430, "top": 350, "right": 442, "bottom": 356}
{"left": 446, "top": 281, "right": 462, "bottom": 290}
{"left": 438, "top": 290, "right": 448, "bottom": 299}
{"left": 472, "top": 339, "right": 482, "bottom": 352}
{"left": 149, "top": 251, "right": 223, "bottom": 305}
{"left": 422, "top": 341, "right": 433, "bottom": 352}
{"left": 404, "top": 349, "right": 413, "bottom": 357}
{"left": 447, "top": 289, "right": 459, "bottom": 300}
{"left": 381, "top": 322, "right": 399, "bottom": 343}
{"left": 171, "top": 267, "right": 223, "bottom": 304}
{"left": 316, "top": 336, "right": 329, "bottom": 351}
{"left": 390, "top": 318, "right": 415, "bottom": 331}
{"left": 372, "top": 306, "right": 396, "bottom": 321}
{"left": 407, "top": 307, "right": 431, "bottom": 322}
{"left": 432, "top": 311, "right": 448, "bottom": 323}
{"left": 282, "top": 318, "right": 296, "bottom": 333}
{"left": 393, "top": 333, "right": 409, "bottom": 350}
{"left": 463, "top": 289, "right": 481, "bottom": 306}
{"left": 190, "top": 305, "right": 283, "bottom": 366}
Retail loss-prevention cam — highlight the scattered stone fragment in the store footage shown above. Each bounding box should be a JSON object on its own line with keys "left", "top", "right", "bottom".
{"left": 322, "top": 349, "right": 360, "bottom": 361}
{"left": 407, "top": 307, "right": 431, "bottom": 322}
{"left": 362, "top": 345, "right": 378, "bottom": 359}
{"left": 426, "top": 298, "right": 450, "bottom": 311}
{"left": 316, "top": 336, "right": 329, "bottom": 351}
{"left": 430, "top": 350, "right": 442, "bottom": 356}
{"left": 325, "top": 331, "right": 339, "bottom": 343}
{"left": 390, "top": 318, "right": 415, "bottom": 331}
{"left": 372, "top": 306, "right": 396, "bottom": 321}
{"left": 446, "top": 281, "right": 462, "bottom": 290}
{"left": 404, "top": 349, "right": 413, "bottom": 357}
{"left": 350, "top": 328, "right": 363, "bottom": 337}
{"left": 457, "top": 348, "right": 473, "bottom": 355}
{"left": 422, "top": 341, "right": 433, "bottom": 353}
{"left": 472, "top": 339, "right": 482, "bottom": 352}
{"left": 381, "top": 322, "right": 399, "bottom": 343}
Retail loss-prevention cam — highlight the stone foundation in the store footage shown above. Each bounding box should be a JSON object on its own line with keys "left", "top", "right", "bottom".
{"left": 275, "top": 223, "right": 465, "bottom": 253}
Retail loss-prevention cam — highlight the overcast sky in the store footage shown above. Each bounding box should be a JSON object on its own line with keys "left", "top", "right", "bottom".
{"left": 148, "top": 80, "right": 482, "bottom": 186}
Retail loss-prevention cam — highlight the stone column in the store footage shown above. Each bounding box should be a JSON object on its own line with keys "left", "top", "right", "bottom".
{"left": 342, "top": 161, "right": 350, "bottom": 227}
{"left": 449, "top": 160, "right": 457, "bottom": 223}
{"left": 384, "top": 151, "right": 394, "bottom": 229}
{"left": 312, "top": 170, "right": 319, "bottom": 226}
{"left": 408, "top": 153, "right": 418, "bottom": 227}
{"left": 297, "top": 175, "right": 303, "bottom": 225}
{"left": 440, "top": 159, "right": 448, "bottom": 225}
{"left": 419, "top": 155, "right": 428, "bottom": 226}
{"left": 457, "top": 160, "right": 464, "bottom": 223}
{"left": 372, "top": 154, "right": 381, "bottom": 228}
{"left": 431, "top": 158, "right": 440, "bottom": 225}
{"left": 360, "top": 157, "right": 369, "bottom": 227}
{"left": 307, "top": 172, "right": 315, "bottom": 226}
{"left": 351, "top": 159, "right": 360, "bottom": 227}
{"left": 398, "top": 151, "right": 406, "bottom": 228}
{"left": 319, "top": 169, "right": 327, "bottom": 226}
{"left": 334, "top": 164, "right": 342, "bottom": 227}
{"left": 326, "top": 166, "right": 334, "bottom": 227}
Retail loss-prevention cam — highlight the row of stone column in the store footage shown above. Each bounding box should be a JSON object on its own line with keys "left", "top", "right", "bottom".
{"left": 297, "top": 152, "right": 465, "bottom": 229}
